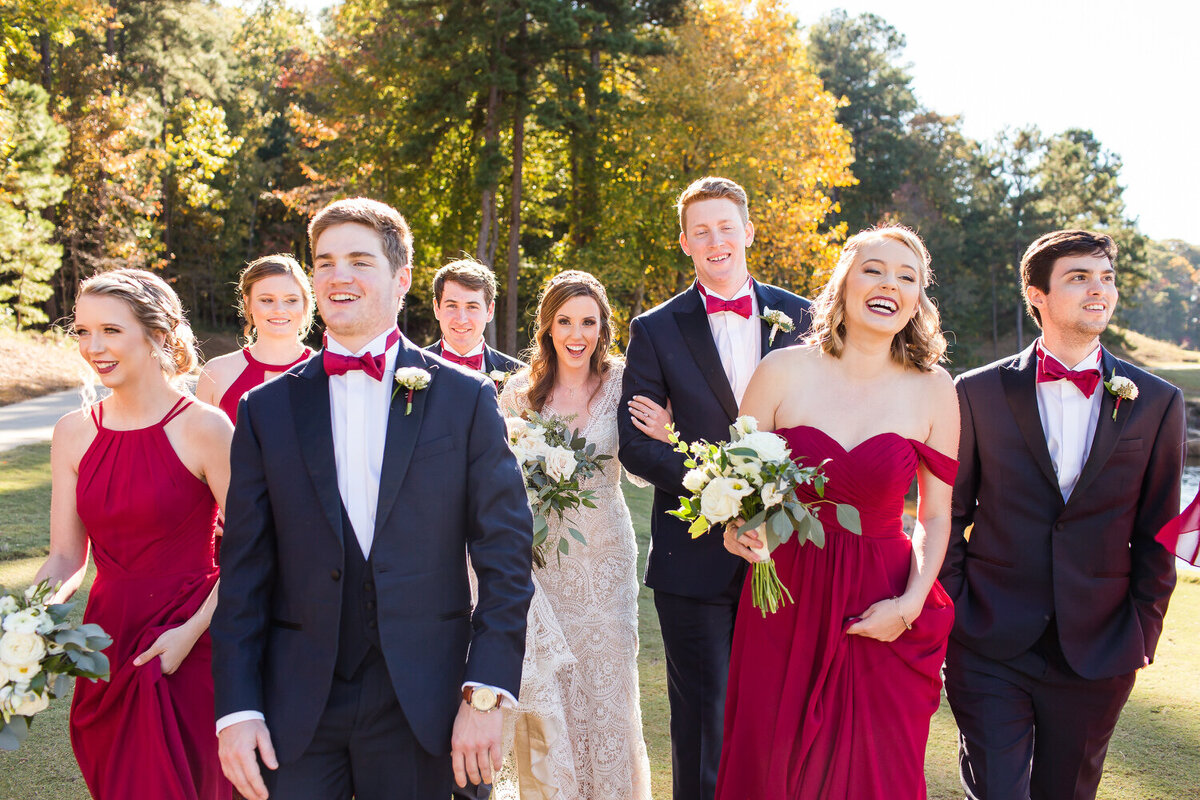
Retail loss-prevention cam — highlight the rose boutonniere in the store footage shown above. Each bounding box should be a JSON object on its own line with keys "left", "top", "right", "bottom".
{"left": 759, "top": 308, "right": 795, "bottom": 346}
{"left": 488, "top": 369, "right": 511, "bottom": 388}
{"left": 393, "top": 367, "right": 432, "bottom": 415}
{"left": 1104, "top": 372, "right": 1138, "bottom": 421}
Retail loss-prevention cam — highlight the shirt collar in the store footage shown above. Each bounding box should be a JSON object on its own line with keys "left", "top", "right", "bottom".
{"left": 441, "top": 338, "right": 486, "bottom": 358}
{"left": 1037, "top": 337, "right": 1101, "bottom": 372}
{"left": 326, "top": 327, "right": 400, "bottom": 358}
{"left": 696, "top": 276, "right": 754, "bottom": 302}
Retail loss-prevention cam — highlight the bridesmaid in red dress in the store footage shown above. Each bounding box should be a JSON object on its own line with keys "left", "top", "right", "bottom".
{"left": 196, "top": 253, "right": 313, "bottom": 422}
{"left": 35, "top": 269, "right": 233, "bottom": 800}
{"left": 717, "top": 227, "right": 960, "bottom": 799}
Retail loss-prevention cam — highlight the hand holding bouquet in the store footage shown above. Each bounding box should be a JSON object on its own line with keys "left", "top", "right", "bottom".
{"left": 505, "top": 411, "right": 612, "bottom": 568}
{"left": 668, "top": 416, "right": 861, "bottom": 615}
{"left": 0, "top": 580, "right": 112, "bottom": 750}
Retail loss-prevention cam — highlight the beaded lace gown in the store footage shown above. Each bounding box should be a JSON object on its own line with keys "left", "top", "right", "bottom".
{"left": 496, "top": 364, "right": 652, "bottom": 800}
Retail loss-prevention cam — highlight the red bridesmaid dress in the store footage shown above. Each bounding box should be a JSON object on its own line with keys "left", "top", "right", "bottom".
{"left": 217, "top": 347, "right": 311, "bottom": 422}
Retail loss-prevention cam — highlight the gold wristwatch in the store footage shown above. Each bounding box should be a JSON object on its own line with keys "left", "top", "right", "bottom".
{"left": 462, "top": 685, "right": 501, "bottom": 713}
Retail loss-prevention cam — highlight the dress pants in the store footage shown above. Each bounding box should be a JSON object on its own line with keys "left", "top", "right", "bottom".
{"left": 654, "top": 576, "right": 741, "bottom": 800}
{"left": 944, "top": 624, "right": 1137, "bottom": 800}
{"left": 264, "top": 649, "right": 453, "bottom": 799}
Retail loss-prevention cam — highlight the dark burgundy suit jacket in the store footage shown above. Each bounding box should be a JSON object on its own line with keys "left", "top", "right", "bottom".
{"left": 942, "top": 343, "right": 1185, "bottom": 679}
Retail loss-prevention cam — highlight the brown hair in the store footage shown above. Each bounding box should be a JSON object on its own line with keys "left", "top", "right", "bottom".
{"left": 308, "top": 197, "right": 413, "bottom": 275}
{"left": 433, "top": 258, "right": 497, "bottom": 306}
{"left": 1020, "top": 229, "right": 1117, "bottom": 328}
{"left": 237, "top": 254, "right": 315, "bottom": 343}
{"left": 77, "top": 268, "right": 199, "bottom": 378}
{"left": 677, "top": 176, "right": 750, "bottom": 232}
{"left": 806, "top": 225, "right": 946, "bottom": 371}
{"left": 523, "top": 270, "right": 619, "bottom": 413}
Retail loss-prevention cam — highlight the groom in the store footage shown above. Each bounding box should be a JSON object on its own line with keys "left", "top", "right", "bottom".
{"left": 619, "top": 176, "right": 810, "bottom": 800}
{"left": 212, "top": 198, "right": 534, "bottom": 799}
{"left": 942, "top": 229, "right": 1185, "bottom": 800}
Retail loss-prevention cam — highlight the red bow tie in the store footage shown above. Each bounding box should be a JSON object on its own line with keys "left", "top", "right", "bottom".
{"left": 1037, "top": 350, "right": 1101, "bottom": 398}
{"left": 697, "top": 283, "right": 753, "bottom": 318}
{"left": 322, "top": 329, "right": 400, "bottom": 381}
{"left": 442, "top": 349, "right": 484, "bottom": 371}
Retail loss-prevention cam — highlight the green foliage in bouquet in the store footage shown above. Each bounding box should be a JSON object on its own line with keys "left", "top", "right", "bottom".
{"left": 0, "top": 579, "right": 112, "bottom": 750}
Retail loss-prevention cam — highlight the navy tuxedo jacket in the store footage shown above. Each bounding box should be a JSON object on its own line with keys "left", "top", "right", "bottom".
{"left": 942, "top": 344, "right": 1184, "bottom": 679}
{"left": 212, "top": 334, "right": 534, "bottom": 761}
{"left": 426, "top": 341, "right": 525, "bottom": 377}
{"left": 619, "top": 281, "right": 811, "bottom": 599}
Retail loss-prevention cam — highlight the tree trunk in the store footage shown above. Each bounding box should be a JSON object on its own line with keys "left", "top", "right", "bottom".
{"left": 38, "top": 31, "right": 52, "bottom": 92}
{"left": 504, "top": 83, "right": 527, "bottom": 355}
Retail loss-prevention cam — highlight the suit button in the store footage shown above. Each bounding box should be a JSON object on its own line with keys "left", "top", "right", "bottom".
{"left": 365, "top": 600, "right": 376, "bottom": 611}
{"left": 364, "top": 582, "right": 374, "bottom": 593}
{"left": 331, "top": 569, "right": 342, "bottom": 581}
{"left": 1055, "top": 523, "right": 1064, "bottom": 531}
{"left": 367, "top": 619, "right": 377, "bottom": 629}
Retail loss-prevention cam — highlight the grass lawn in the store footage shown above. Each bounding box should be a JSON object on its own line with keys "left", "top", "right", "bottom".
{"left": 2, "top": 445, "right": 1197, "bottom": 799}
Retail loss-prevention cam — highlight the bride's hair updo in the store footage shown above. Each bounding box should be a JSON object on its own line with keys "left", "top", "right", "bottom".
{"left": 77, "top": 268, "right": 199, "bottom": 379}
{"left": 806, "top": 225, "right": 946, "bottom": 372}
{"left": 523, "top": 270, "right": 619, "bottom": 413}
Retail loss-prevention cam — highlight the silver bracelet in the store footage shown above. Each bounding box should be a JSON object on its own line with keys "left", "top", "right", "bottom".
{"left": 893, "top": 597, "right": 913, "bottom": 630}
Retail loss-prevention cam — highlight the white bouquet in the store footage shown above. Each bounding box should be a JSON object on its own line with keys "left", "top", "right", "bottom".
{"left": 0, "top": 580, "right": 112, "bottom": 750}
{"left": 505, "top": 411, "right": 611, "bottom": 568}
{"left": 668, "top": 416, "right": 861, "bottom": 615}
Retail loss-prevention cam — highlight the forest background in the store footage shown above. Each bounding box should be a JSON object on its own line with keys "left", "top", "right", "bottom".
{"left": 2, "top": 0, "right": 1198, "bottom": 366}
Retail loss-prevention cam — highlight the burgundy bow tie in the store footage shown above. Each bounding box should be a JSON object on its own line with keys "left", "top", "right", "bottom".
{"left": 697, "top": 283, "right": 753, "bottom": 318}
{"left": 1037, "top": 350, "right": 1101, "bottom": 398}
{"left": 442, "top": 349, "right": 484, "bottom": 371}
{"left": 322, "top": 329, "right": 400, "bottom": 381}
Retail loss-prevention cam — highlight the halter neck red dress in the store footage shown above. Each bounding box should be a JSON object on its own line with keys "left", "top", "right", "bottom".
{"left": 71, "top": 397, "right": 230, "bottom": 800}
{"left": 716, "top": 425, "right": 959, "bottom": 800}
{"left": 217, "top": 346, "right": 311, "bottom": 422}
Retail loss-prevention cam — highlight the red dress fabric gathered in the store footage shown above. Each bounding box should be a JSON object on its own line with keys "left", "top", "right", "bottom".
{"left": 217, "top": 346, "right": 311, "bottom": 422}
{"left": 716, "top": 425, "right": 958, "bottom": 800}
{"left": 1158, "top": 489, "right": 1200, "bottom": 566}
{"left": 71, "top": 397, "right": 230, "bottom": 800}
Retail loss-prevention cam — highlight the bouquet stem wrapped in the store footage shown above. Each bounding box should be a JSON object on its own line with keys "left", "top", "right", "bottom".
{"left": 667, "top": 416, "right": 861, "bottom": 616}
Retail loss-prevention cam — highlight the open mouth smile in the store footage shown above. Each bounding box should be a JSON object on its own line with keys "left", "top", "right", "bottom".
{"left": 866, "top": 296, "right": 899, "bottom": 316}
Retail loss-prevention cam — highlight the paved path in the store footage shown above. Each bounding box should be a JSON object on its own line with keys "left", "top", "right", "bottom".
{"left": 0, "top": 388, "right": 96, "bottom": 452}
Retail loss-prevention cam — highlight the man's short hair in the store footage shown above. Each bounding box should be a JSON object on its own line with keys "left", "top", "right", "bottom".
{"left": 308, "top": 197, "right": 413, "bottom": 276}
{"left": 432, "top": 258, "right": 498, "bottom": 307}
{"left": 1021, "top": 229, "right": 1117, "bottom": 327}
{"left": 677, "top": 176, "right": 750, "bottom": 232}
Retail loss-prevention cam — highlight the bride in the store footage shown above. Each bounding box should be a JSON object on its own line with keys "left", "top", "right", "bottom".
{"left": 496, "top": 270, "right": 664, "bottom": 800}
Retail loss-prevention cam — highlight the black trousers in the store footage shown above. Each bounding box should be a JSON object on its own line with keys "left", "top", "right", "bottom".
{"left": 653, "top": 579, "right": 741, "bottom": 800}
{"left": 944, "top": 626, "right": 1137, "bottom": 800}
{"left": 264, "top": 649, "right": 453, "bottom": 800}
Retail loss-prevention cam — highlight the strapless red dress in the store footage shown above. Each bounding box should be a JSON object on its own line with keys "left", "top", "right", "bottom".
{"left": 71, "top": 397, "right": 230, "bottom": 800}
{"left": 217, "top": 346, "right": 311, "bottom": 422}
{"left": 715, "top": 425, "right": 958, "bottom": 800}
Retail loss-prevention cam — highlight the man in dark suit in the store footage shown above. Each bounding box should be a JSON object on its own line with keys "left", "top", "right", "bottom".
{"left": 619, "top": 176, "right": 811, "bottom": 800}
{"left": 212, "top": 198, "right": 534, "bottom": 800}
{"left": 427, "top": 258, "right": 524, "bottom": 383}
{"left": 942, "top": 229, "right": 1185, "bottom": 800}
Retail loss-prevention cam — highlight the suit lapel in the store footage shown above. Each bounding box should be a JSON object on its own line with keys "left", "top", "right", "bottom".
{"left": 374, "top": 336, "right": 438, "bottom": 537}
{"left": 1070, "top": 349, "right": 1128, "bottom": 501}
{"left": 291, "top": 355, "right": 345, "bottom": 545}
{"left": 675, "top": 289, "right": 739, "bottom": 420}
{"left": 1000, "top": 344, "right": 1061, "bottom": 493}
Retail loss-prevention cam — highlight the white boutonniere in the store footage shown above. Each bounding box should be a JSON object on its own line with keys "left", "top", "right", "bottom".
{"left": 759, "top": 308, "right": 795, "bottom": 346}
{"left": 488, "top": 369, "right": 510, "bottom": 387}
{"left": 393, "top": 367, "right": 432, "bottom": 415}
{"left": 1104, "top": 372, "right": 1138, "bottom": 421}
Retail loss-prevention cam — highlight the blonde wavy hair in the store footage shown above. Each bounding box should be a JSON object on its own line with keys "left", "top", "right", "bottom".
{"left": 806, "top": 226, "right": 946, "bottom": 371}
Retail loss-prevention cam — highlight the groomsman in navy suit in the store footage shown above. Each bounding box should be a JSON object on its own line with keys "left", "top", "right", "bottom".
{"left": 619, "top": 176, "right": 811, "bottom": 800}
{"left": 426, "top": 258, "right": 524, "bottom": 383}
{"left": 942, "top": 229, "right": 1185, "bottom": 800}
{"left": 212, "top": 198, "right": 533, "bottom": 799}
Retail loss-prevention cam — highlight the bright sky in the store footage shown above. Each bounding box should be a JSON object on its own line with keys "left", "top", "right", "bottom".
{"left": 288, "top": 0, "right": 1199, "bottom": 243}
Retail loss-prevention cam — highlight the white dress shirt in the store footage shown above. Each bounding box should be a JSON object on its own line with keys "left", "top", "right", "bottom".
{"left": 215, "top": 329, "right": 400, "bottom": 734}
{"left": 1035, "top": 340, "right": 1103, "bottom": 500}
{"left": 442, "top": 338, "right": 486, "bottom": 360}
{"left": 701, "top": 278, "right": 762, "bottom": 405}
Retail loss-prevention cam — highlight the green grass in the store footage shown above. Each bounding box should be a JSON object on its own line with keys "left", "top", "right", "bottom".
{"left": 2, "top": 445, "right": 1197, "bottom": 799}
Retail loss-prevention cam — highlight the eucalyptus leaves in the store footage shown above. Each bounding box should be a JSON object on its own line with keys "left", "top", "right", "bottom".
{"left": 668, "top": 416, "right": 861, "bottom": 615}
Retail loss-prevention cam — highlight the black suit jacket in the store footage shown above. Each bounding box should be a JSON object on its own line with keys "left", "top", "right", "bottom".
{"left": 942, "top": 344, "right": 1184, "bottom": 679}
{"left": 212, "top": 334, "right": 534, "bottom": 761}
{"left": 619, "top": 281, "right": 811, "bottom": 598}
{"left": 426, "top": 340, "right": 525, "bottom": 377}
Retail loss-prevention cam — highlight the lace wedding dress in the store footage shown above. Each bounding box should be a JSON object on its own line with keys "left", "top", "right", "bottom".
{"left": 494, "top": 363, "right": 652, "bottom": 800}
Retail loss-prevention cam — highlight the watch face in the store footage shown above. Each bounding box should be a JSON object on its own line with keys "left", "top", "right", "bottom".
{"left": 471, "top": 686, "right": 498, "bottom": 711}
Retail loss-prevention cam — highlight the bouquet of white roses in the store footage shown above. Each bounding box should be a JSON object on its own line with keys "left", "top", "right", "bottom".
{"left": 0, "top": 580, "right": 112, "bottom": 750}
{"left": 667, "top": 416, "right": 861, "bottom": 615}
{"left": 505, "top": 411, "right": 611, "bottom": 569}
